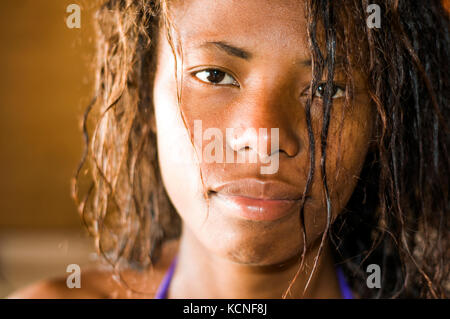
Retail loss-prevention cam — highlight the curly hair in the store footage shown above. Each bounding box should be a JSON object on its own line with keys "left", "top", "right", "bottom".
{"left": 72, "top": 0, "right": 449, "bottom": 298}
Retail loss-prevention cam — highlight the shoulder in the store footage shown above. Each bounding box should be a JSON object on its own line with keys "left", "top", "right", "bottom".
{"left": 7, "top": 239, "right": 180, "bottom": 299}
{"left": 7, "top": 270, "right": 108, "bottom": 299}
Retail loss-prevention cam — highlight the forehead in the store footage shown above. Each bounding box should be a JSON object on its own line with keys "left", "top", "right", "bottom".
{"left": 168, "top": 0, "right": 309, "bottom": 58}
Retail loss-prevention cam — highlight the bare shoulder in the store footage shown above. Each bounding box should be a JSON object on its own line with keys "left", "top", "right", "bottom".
{"left": 7, "top": 239, "right": 180, "bottom": 299}
{"left": 6, "top": 270, "right": 108, "bottom": 299}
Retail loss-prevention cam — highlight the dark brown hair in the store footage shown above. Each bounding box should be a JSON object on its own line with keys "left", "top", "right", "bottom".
{"left": 72, "top": 0, "right": 449, "bottom": 298}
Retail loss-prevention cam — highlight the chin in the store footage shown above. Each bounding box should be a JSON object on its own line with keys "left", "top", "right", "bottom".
{"left": 224, "top": 241, "right": 302, "bottom": 266}
{"left": 199, "top": 217, "right": 304, "bottom": 266}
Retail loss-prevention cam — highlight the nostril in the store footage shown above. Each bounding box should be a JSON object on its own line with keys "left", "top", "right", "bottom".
{"left": 238, "top": 145, "right": 252, "bottom": 152}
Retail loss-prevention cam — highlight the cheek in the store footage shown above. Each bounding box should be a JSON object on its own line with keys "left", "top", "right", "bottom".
{"left": 309, "top": 97, "right": 374, "bottom": 222}
{"left": 152, "top": 58, "right": 209, "bottom": 234}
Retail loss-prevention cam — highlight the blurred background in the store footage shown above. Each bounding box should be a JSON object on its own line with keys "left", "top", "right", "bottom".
{"left": 0, "top": 1, "right": 97, "bottom": 297}
{"left": 0, "top": 0, "right": 449, "bottom": 299}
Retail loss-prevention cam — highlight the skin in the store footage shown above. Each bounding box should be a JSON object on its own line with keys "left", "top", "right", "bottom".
{"left": 9, "top": 0, "right": 374, "bottom": 299}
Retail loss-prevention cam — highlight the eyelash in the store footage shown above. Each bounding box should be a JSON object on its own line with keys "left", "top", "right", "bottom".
{"left": 193, "top": 68, "right": 345, "bottom": 99}
{"left": 308, "top": 83, "right": 346, "bottom": 99}
{"left": 193, "top": 68, "right": 239, "bottom": 87}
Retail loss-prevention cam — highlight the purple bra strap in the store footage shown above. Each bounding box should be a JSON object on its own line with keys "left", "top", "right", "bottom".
{"left": 154, "top": 255, "right": 178, "bottom": 299}
{"left": 154, "top": 256, "right": 353, "bottom": 299}
{"left": 336, "top": 265, "right": 354, "bottom": 299}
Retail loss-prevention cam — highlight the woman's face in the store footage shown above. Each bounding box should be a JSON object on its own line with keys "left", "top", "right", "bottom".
{"left": 153, "top": 0, "right": 374, "bottom": 265}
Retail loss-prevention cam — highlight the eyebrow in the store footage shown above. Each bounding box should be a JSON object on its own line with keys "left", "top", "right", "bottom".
{"left": 196, "top": 41, "right": 344, "bottom": 67}
{"left": 198, "top": 41, "right": 253, "bottom": 60}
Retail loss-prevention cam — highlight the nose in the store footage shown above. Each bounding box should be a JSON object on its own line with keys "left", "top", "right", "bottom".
{"left": 226, "top": 82, "right": 301, "bottom": 159}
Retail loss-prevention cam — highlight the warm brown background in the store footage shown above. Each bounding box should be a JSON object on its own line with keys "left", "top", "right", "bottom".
{"left": 0, "top": 1, "right": 97, "bottom": 297}
{"left": 0, "top": 1, "right": 95, "bottom": 230}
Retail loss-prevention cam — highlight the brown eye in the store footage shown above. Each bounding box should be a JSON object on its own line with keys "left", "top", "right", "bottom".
{"left": 315, "top": 83, "right": 345, "bottom": 99}
{"left": 194, "top": 69, "right": 238, "bottom": 86}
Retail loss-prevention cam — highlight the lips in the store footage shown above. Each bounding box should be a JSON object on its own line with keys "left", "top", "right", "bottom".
{"left": 210, "top": 179, "right": 305, "bottom": 222}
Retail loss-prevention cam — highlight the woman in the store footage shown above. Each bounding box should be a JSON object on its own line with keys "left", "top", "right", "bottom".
{"left": 11, "top": 0, "right": 449, "bottom": 298}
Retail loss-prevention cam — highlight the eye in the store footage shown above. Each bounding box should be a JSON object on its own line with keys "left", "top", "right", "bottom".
{"left": 194, "top": 69, "right": 239, "bottom": 87}
{"left": 314, "top": 83, "right": 345, "bottom": 99}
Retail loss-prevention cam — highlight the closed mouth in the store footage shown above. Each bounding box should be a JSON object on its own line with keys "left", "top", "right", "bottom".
{"left": 209, "top": 178, "right": 308, "bottom": 222}
{"left": 209, "top": 178, "right": 304, "bottom": 200}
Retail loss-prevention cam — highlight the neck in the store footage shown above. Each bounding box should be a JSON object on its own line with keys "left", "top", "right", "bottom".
{"left": 168, "top": 224, "right": 342, "bottom": 299}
